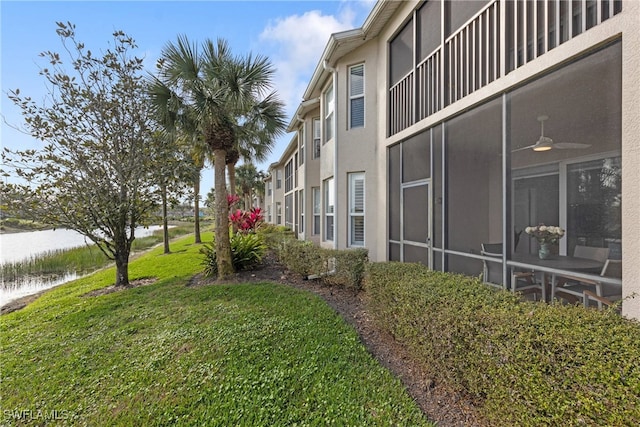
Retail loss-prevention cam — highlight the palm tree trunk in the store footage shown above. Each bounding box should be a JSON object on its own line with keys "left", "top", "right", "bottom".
{"left": 193, "top": 168, "right": 202, "bottom": 244}
{"left": 162, "top": 183, "right": 170, "bottom": 254}
{"left": 214, "top": 149, "right": 234, "bottom": 278}
{"left": 228, "top": 161, "right": 237, "bottom": 197}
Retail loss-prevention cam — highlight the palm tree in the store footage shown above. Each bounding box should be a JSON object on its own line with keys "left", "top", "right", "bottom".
{"left": 227, "top": 105, "right": 283, "bottom": 196}
{"left": 154, "top": 36, "right": 286, "bottom": 278}
{"left": 147, "top": 78, "right": 209, "bottom": 244}
{"left": 235, "top": 163, "right": 260, "bottom": 209}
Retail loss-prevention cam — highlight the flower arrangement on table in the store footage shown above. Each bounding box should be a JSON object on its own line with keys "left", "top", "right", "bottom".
{"left": 525, "top": 224, "right": 564, "bottom": 259}
{"left": 525, "top": 224, "right": 565, "bottom": 244}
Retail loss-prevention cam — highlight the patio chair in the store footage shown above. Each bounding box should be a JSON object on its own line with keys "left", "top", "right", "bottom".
{"left": 555, "top": 259, "right": 622, "bottom": 309}
{"left": 481, "top": 243, "right": 542, "bottom": 298}
{"left": 573, "top": 245, "right": 610, "bottom": 263}
{"left": 554, "top": 245, "right": 610, "bottom": 293}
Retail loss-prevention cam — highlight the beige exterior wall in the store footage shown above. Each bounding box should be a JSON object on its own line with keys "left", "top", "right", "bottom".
{"left": 333, "top": 40, "right": 381, "bottom": 258}
{"left": 297, "top": 106, "right": 322, "bottom": 244}
{"left": 619, "top": 0, "right": 640, "bottom": 319}
{"left": 319, "top": 79, "right": 336, "bottom": 249}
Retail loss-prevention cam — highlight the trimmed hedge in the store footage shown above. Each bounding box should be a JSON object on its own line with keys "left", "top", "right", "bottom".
{"left": 259, "top": 228, "right": 368, "bottom": 290}
{"left": 365, "top": 262, "right": 640, "bottom": 426}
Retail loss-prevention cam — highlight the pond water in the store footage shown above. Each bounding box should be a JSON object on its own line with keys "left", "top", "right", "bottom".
{"left": 0, "top": 226, "right": 166, "bottom": 307}
{"left": 0, "top": 226, "right": 165, "bottom": 265}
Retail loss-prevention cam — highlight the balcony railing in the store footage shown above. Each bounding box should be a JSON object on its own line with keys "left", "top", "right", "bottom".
{"left": 417, "top": 48, "right": 442, "bottom": 122}
{"left": 389, "top": 71, "right": 414, "bottom": 136}
{"left": 446, "top": 1, "right": 500, "bottom": 105}
{"left": 389, "top": 0, "right": 622, "bottom": 136}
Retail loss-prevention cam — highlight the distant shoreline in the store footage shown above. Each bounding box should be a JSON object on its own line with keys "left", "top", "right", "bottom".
{"left": 0, "top": 226, "right": 52, "bottom": 234}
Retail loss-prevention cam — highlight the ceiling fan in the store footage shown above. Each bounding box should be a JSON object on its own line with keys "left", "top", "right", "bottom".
{"left": 512, "top": 115, "right": 592, "bottom": 152}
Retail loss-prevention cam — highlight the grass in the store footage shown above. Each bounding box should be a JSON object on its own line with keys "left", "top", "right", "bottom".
{"left": 1, "top": 233, "right": 431, "bottom": 426}
{"left": 1, "top": 224, "right": 195, "bottom": 283}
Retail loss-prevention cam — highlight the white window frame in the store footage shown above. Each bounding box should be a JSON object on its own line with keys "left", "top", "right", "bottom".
{"left": 324, "top": 84, "right": 334, "bottom": 143}
{"left": 312, "top": 186, "right": 321, "bottom": 235}
{"left": 349, "top": 64, "right": 365, "bottom": 129}
{"left": 299, "top": 130, "right": 305, "bottom": 165}
{"left": 276, "top": 202, "right": 282, "bottom": 225}
{"left": 313, "top": 118, "right": 321, "bottom": 159}
{"left": 299, "top": 189, "right": 305, "bottom": 234}
{"left": 348, "top": 172, "right": 365, "bottom": 247}
{"left": 323, "top": 178, "right": 334, "bottom": 241}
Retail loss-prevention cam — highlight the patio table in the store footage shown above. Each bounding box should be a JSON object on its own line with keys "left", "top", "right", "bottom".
{"left": 510, "top": 253, "right": 604, "bottom": 302}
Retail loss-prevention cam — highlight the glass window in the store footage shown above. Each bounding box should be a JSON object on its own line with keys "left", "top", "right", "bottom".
{"left": 299, "top": 130, "right": 304, "bottom": 165}
{"left": 324, "top": 84, "right": 334, "bottom": 142}
{"left": 513, "top": 173, "right": 559, "bottom": 255}
{"left": 299, "top": 189, "right": 305, "bottom": 234}
{"left": 567, "top": 157, "right": 621, "bottom": 255}
{"left": 349, "top": 64, "right": 365, "bottom": 129}
{"left": 312, "top": 187, "right": 321, "bottom": 235}
{"left": 276, "top": 202, "right": 282, "bottom": 225}
{"left": 324, "top": 178, "right": 334, "bottom": 241}
{"left": 313, "top": 118, "right": 321, "bottom": 159}
{"left": 284, "top": 160, "right": 293, "bottom": 192}
{"left": 285, "top": 194, "right": 293, "bottom": 229}
{"left": 349, "top": 173, "right": 365, "bottom": 246}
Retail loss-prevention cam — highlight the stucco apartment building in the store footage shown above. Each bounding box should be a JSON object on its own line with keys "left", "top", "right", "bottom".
{"left": 264, "top": 0, "right": 639, "bottom": 319}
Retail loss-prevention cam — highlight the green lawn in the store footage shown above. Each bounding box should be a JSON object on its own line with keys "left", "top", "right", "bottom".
{"left": 1, "top": 233, "right": 431, "bottom": 426}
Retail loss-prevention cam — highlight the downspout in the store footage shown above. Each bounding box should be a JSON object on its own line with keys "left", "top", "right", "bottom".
{"left": 296, "top": 115, "right": 306, "bottom": 241}
{"left": 323, "top": 60, "right": 338, "bottom": 249}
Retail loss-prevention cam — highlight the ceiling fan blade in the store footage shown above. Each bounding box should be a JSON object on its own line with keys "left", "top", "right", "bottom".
{"left": 512, "top": 144, "right": 537, "bottom": 152}
{"left": 553, "top": 142, "right": 592, "bottom": 149}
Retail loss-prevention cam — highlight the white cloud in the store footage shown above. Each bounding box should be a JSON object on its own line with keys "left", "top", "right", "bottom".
{"left": 258, "top": 9, "right": 355, "bottom": 113}
{"left": 254, "top": 3, "right": 375, "bottom": 170}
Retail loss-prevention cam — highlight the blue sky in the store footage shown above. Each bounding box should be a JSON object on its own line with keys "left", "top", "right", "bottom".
{"left": 1, "top": 0, "right": 375, "bottom": 195}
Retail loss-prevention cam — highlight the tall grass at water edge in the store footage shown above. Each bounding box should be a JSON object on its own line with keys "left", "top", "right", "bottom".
{"left": 1, "top": 224, "right": 195, "bottom": 284}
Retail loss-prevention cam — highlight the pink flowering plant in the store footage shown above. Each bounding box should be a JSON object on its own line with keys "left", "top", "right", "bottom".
{"left": 227, "top": 194, "right": 241, "bottom": 208}
{"left": 525, "top": 224, "right": 565, "bottom": 244}
{"left": 229, "top": 207, "right": 264, "bottom": 233}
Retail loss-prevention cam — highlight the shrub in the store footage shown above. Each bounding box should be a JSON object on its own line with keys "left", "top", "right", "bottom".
{"left": 257, "top": 226, "right": 296, "bottom": 257}
{"left": 200, "top": 232, "right": 267, "bottom": 277}
{"left": 279, "top": 239, "right": 324, "bottom": 278}
{"left": 275, "top": 237, "right": 368, "bottom": 290}
{"left": 319, "top": 248, "right": 369, "bottom": 291}
{"left": 365, "top": 262, "right": 640, "bottom": 426}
